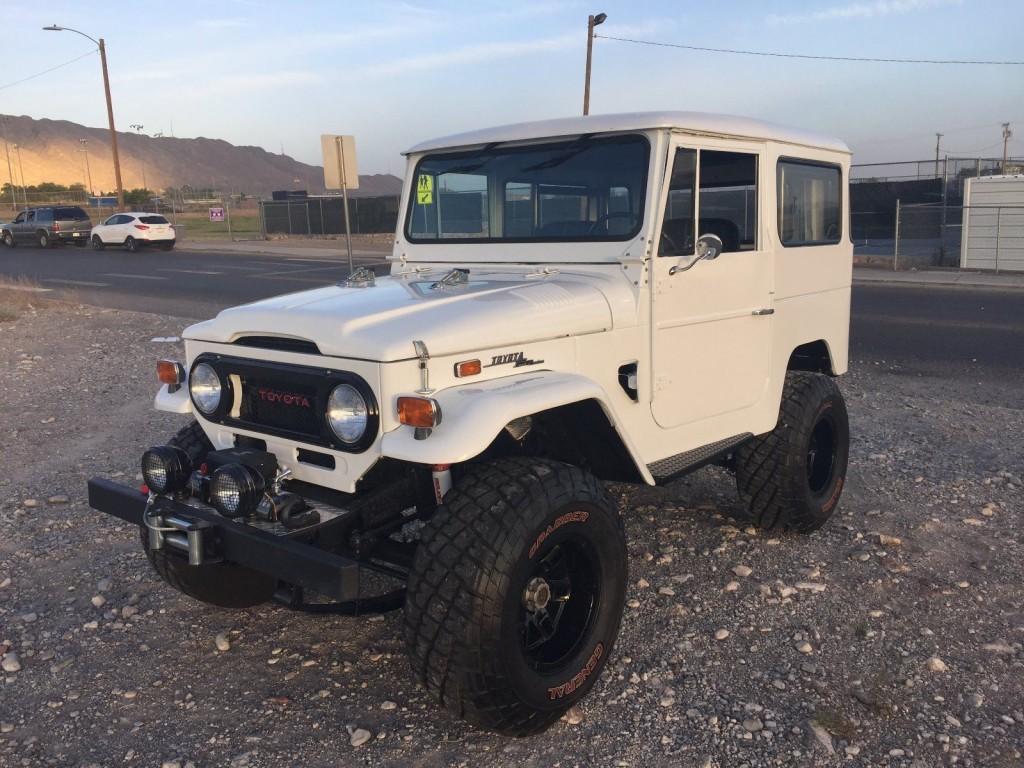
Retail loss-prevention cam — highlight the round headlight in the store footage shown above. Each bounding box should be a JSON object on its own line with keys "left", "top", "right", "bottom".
{"left": 326, "top": 384, "right": 368, "bottom": 444}
{"left": 209, "top": 464, "right": 264, "bottom": 518}
{"left": 189, "top": 362, "right": 222, "bottom": 414}
{"left": 141, "top": 446, "right": 193, "bottom": 494}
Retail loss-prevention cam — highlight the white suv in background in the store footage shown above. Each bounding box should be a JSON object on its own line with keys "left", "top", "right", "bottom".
{"left": 91, "top": 212, "right": 175, "bottom": 252}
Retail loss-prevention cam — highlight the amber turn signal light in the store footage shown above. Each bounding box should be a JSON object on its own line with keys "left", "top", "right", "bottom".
{"left": 157, "top": 359, "right": 186, "bottom": 385}
{"left": 397, "top": 396, "right": 442, "bottom": 428}
{"left": 454, "top": 359, "right": 482, "bottom": 377}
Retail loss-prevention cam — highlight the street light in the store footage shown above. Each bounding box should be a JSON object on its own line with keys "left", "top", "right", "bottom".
{"left": 79, "top": 138, "right": 94, "bottom": 197}
{"left": 130, "top": 123, "right": 147, "bottom": 191}
{"left": 0, "top": 116, "right": 18, "bottom": 210}
{"left": 583, "top": 12, "right": 607, "bottom": 116}
{"left": 43, "top": 24, "right": 124, "bottom": 209}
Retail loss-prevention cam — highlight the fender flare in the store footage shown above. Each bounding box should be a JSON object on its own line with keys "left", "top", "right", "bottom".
{"left": 380, "top": 371, "right": 654, "bottom": 484}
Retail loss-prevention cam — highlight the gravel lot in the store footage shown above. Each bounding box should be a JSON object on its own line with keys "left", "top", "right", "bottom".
{"left": 0, "top": 298, "right": 1022, "bottom": 767}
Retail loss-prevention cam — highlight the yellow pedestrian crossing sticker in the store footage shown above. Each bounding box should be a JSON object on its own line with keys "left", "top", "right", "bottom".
{"left": 417, "top": 174, "right": 433, "bottom": 205}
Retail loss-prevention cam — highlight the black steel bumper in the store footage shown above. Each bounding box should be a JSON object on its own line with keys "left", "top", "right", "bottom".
{"left": 87, "top": 477, "right": 360, "bottom": 601}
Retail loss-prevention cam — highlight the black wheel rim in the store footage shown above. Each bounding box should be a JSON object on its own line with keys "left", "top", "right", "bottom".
{"left": 806, "top": 414, "right": 837, "bottom": 494}
{"left": 519, "top": 533, "right": 600, "bottom": 673}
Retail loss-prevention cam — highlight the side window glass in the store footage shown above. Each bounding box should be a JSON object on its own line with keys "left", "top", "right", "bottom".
{"left": 27, "top": 211, "right": 35, "bottom": 223}
{"left": 699, "top": 151, "right": 758, "bottom": 252}
{"left": 658, "top": 148, "right": 696, "bottom": 256}
{"left": 14, "top": 213, "right": 24, "bottom": 223}
{"left": 104, "top": 216, "right": 118, "bottom": 225}
{"left": 777, "top": 160, "right": 841, "bottom": 246}
{"left": 504, "top": 182, "right": 533, "bottom": 237}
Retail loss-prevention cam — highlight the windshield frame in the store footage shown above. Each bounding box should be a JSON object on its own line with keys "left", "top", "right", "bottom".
{"left": 403, "top": 133, "right": 651, "bottom": 245}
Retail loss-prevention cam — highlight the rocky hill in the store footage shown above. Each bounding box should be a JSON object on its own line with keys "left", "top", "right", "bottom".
{"left": 0, "top": 113, "right": 402, "bottom": 197}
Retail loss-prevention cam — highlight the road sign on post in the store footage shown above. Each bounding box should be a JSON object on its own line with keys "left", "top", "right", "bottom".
{"left": 209, "top": 207, "right": 225, "bottom": 222}
{"left": 321, "top": 134, "right": 358, "bottom": 273}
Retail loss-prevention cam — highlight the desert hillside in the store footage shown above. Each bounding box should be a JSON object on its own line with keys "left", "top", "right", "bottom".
{"left": 0, "top": 113, "right": 401, "bottom": 197}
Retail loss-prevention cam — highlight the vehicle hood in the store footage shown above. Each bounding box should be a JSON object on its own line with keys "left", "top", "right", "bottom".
{"left": 184, "top": 268, "right": 630, "bottom": 361}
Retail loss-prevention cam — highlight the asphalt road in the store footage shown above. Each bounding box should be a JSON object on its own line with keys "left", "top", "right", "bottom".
{"left": 2, "top": 244, "right": 1023, "bottom": 386}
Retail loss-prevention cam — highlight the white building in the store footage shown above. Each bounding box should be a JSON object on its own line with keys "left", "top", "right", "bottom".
{"left": 961, "top": 175, "right": 1024, "bottom": 272}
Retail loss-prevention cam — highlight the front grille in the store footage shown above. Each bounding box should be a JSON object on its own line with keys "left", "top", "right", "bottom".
{"left": 193, "top": 354, "right": 379, "bottom": 454}
{"left": 239, "top": 376, "right": 321, "bottom": 438}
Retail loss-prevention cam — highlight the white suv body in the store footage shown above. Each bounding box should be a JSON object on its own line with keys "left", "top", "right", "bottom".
{"left": 159, "top": 112, "right": 850, "bottom": 493}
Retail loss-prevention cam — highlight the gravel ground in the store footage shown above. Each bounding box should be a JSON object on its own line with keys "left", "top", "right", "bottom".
{"left": 0, "top": 300, "right": 1022, "bottom": 768}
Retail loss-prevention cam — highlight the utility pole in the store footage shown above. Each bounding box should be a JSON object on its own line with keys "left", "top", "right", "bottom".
{"left": 582, "top": 12, "right": 607, "bottom": 116}
{"left": 130, "top": 123, "right": 147, "bottom": 191}
{"left": 13, "top": 144, "right": 28, "bottom": 208}
{"left": 934, "top": 133, "right": 942, "bottom": 178}
{"left": 79, "top": 138, "right": 94, "bottom": 196}
{"left": 43, "top": 26, "right": 124, "bottom": 208}
{"left": 1002, "top": 123, "right": 1013, "bottom": 174}
{"left": 1, "top": 117, "right": 17, "bottom": 210}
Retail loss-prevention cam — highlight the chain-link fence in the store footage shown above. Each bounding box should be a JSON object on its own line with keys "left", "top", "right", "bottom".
{"left": 894, "top": 203, "right": 1024, "bottom": 271}
{"left": 260, "top": 196, "right": 399, "bottom": 237}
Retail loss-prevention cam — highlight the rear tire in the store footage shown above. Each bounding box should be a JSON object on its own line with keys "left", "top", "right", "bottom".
{"left": 125, "top": 236, "right": 138, "bottom": 253}
{"left": 38, "top": 231, "right": 51, "bottom": 248}
{"left": 735, "top": 372, "right": 849, "bottom": 533}
{"left": 91, "top": 235, "right": 105, "bottom": 251}
{"left": 404, "top": 457, "right": 627, "bottom": 736}
{"left": 141, "top": 420, "right": 276, "bottom": 609}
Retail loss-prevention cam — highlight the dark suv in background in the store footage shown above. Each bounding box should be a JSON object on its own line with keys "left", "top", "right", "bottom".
{"left": 1, "top": 206, "right": 93, "bottom": 248}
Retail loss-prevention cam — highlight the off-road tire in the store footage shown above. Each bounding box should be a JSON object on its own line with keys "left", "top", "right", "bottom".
{"left": 404, "top": 457, "right": 627, "bottom": 736}
{"left": 91, "top": 235, "right": 105, "bottom": 250}
{"left": 1, "top": 231, "right": 13, "bottom": 248}
{"left": 141, "top": 420, "right": 275, "bottom": 609}
{"left": 735, "top": 372, "right": 849, "bottom": 533}
{"left": 38, "top": 231, "right": 50, "bottom": 248}
{"left": 125, "top": 236, "right": 138, "bottom": 253}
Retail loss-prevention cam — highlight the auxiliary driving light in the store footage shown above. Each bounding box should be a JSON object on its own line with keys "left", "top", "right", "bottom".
{"left": 141, "top": 446, "right": 193, "bottom": 494}
{"left": 209, "top": 463, "right": 265, "bottom": 518}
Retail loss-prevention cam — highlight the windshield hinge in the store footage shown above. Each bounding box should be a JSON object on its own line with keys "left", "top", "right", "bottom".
{"left": 340, "top": 266, "right": 376, "bottom": 288}
{"left": 430, "top": 268, "right": 470, "bottom": 290}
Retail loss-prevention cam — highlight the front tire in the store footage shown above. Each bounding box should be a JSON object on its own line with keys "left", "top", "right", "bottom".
{"left": 404, "top": 457, "right": 627, "bottom": 736}
{"left": 91, "top": 235, "right": 105, "bottom": 250}
{"left": 735, "top": 372, "right": 849, "bottom": 533}
{"left": 141, "top": 420, "right": 276, "bottom": 609}
{"left": 1, "top": 232, "right": 13, "bottom": 248}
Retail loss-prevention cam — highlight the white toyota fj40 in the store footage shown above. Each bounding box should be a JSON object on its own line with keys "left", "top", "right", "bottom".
{"left": 89, "top": 112, "right": 852, "bottom": 736}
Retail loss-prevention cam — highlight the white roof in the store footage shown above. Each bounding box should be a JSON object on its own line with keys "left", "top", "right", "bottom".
{"left": 405, "top": 111, "right": 850, "bottom": 155}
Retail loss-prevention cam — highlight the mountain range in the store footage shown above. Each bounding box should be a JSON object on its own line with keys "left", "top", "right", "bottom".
{"left": 0, "top": 114, "right": 402, "bottom": 197}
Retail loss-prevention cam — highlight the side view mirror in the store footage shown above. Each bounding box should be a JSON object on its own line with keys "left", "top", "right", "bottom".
{"left": 696, "top": 233, "right": 724, "bottom": 261}
{"left": 669, "top": 233, "right": 725, "bottom": 275}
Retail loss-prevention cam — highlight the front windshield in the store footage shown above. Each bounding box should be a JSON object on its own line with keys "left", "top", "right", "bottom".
{"left": 406, "top": 134, "right": 649, "bottom": 243}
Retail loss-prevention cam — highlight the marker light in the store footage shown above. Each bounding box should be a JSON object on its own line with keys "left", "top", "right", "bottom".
{"left": 454, "top": 359, "right": 482, "bottom": 377}
{"left": 397, "top": 396, "right": 442, "bottom": 429}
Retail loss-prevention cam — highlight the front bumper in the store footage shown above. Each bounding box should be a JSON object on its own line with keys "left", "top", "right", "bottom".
{"left": 87, "top": 477, "right": 360, "bottom": 601}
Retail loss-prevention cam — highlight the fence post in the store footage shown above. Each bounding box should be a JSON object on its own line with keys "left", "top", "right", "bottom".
{"left": 994, "top": 206, "right": 1001, "bottom": 274}
{"left": 305, "top": 199, "right": 312, "bottom": 236}
{"left": 319, "top": 198, "right": 324, "bottom": 236}
{"left": 893, "top": 199, "right": 901, "bottom": 272}
{"left": 225, "top": 195, "right": 233, "bottom": 241}
{"left": 287, "top": 200, "right": 292, "bottom": 235}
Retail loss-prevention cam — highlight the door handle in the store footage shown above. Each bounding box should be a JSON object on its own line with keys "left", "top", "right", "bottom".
{"left": 751, "top": 308, "right": 774, "bottom": 316}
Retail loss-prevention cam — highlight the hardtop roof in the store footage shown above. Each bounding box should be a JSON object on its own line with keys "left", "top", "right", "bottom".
{"left": 405, "top": 111, "right": 850, "bottom": 156}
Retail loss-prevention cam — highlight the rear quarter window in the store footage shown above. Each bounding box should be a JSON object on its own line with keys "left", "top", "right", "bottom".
{"left": 777, "top": 159, "right": 842, "bottom": 247}
{"left": 55, "top": 207, "right": 90, "bottom": 221}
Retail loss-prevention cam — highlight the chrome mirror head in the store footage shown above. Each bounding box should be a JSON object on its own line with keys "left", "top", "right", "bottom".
{"left": 696, "top": 233, "right": 724, "bottom": 261}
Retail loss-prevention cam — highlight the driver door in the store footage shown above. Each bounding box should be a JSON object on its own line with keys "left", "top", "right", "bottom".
{"left": 650, "top": 138, "right": 773, "bottom": 430}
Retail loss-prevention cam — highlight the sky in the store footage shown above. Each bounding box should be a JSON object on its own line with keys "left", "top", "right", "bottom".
{"left": 1, "top": 0, "right": 1022, "bottom": 176}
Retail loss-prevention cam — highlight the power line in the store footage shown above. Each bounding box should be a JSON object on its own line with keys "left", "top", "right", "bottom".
{"left": 0, "top": 49, "right": 98, "bottom": 93}
{"left": 595, "top": 34, "right": 1024, "bottom": 66}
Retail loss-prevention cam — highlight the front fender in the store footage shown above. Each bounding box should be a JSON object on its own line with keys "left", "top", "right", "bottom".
{"left": 154, "top": 384, "right": 192, "bottom": 414}
{"left": 380, "top": 372, "right": 653, "bottom": 483}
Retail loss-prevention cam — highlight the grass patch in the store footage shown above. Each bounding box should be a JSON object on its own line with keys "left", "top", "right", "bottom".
{"left": 0, "top": 276, "right": 46, "bottom": 321}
